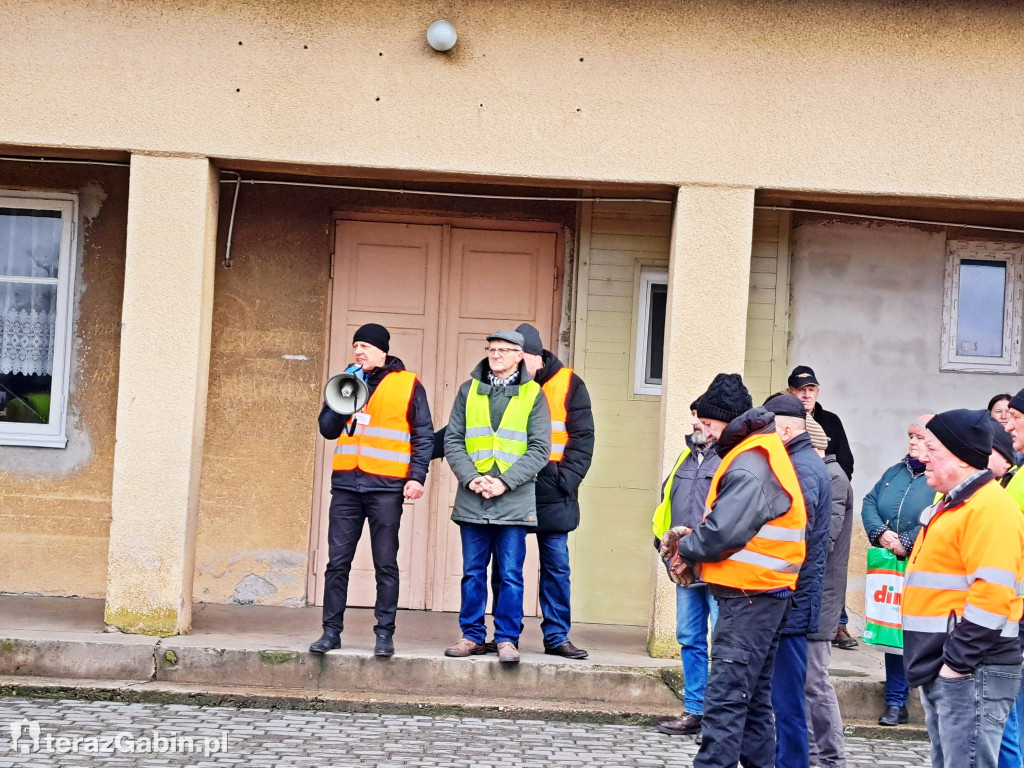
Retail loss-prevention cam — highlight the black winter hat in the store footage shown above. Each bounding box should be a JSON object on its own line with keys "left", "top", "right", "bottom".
{"left": 764, "top": 393, "right": 805, "bottom": 418}
{"left": 696, "top": 373, "right": 752, "bottom": 424}
{"left": 353, "top": 323, "right": 390, "bottom": 354}
{"left": 515, "top": 323, "right": 544, "bottom": 355}
{"left": 926, "top": 409, "right": 992, "bottom": 470}
{"left": 991, "top": 418, "right": 1015, "bottom": 465}
{"left": 1010, "top": 388, "right": 1024, "bottom": 415}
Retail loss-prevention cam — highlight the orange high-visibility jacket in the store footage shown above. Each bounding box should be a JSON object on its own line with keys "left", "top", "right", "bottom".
{"left": 542, "top": 367, "right": 572, "bottom": 462}
{"left": 701, "top": 432, "right": 807, "bottom": 591}
{"left": 333, "top": 370, "right": 417, "bottom": 479}
{"left": 902, "top": 477, "right": 1024, "bottom": 683}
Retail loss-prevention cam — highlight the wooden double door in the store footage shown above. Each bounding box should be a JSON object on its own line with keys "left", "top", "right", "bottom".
{"left": 311, "top": 217, "right": 560, "bottom": 614}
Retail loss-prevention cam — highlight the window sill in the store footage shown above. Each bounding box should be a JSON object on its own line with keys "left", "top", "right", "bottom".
{"left": 0, "top": 433, "right": 68, "bottom": 448}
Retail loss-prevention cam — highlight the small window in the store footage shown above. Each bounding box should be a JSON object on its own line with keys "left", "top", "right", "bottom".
{"left": 0, "top": 191, "right": 78, "bottom": 447}
{"left": 941, "top": 241, "right": 1023, "bottom": 374}
{"left": 634, "top": 267, "right": 668, "bottom": 395}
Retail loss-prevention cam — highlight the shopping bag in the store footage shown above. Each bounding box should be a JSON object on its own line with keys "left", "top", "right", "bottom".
{"left": 862, "top": 546, "right": 906, "bottom": 650}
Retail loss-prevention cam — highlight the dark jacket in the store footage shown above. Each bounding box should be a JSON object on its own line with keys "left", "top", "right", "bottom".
{"left": 810, "top": 455, "right": 854, "bottom": 641}
{"left": 533, "top": 351, "right": 595, "bottom": 533}
{"left": 664, "top": 435, "right": 721, "bottom": 532}
{"left": 812, "top": 402, "right": 854, "bottom": 480}
{"left": 861, "top": 458, "right": 932, "bottom": 553}
{"left": 444, "top": 359, "right": 551, "bottom": 526}
{"left": 318, "top": 355, "right": 433, "bottom": 492}
{"left": 781, "top": 431, "right": 832, "bottom": 636}
{"left": 675, "top": 407, "right": 795, "bottom": 599}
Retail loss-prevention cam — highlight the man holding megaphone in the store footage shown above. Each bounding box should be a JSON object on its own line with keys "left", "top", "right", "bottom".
{"left": 311, "top": 323, "right": 434, "bottom": 658}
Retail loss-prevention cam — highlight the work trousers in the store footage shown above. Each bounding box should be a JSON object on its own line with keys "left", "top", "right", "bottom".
{"left": 885, "top": 651, "right": 911, "bottom": 707}
{"left": 773, "top": 633, "right": 810, "bottom": 768}
{"left": 921, "top": 664, "right": 1022, "bottom": 768}
{"left": 805, "top": 639, "right": 846, "bottom": 768}
{"left": 676, "top": 584, "right": 719, "bottom": 716}
{"left": 322, "top": 488, "right": 403, "bottom": 636}
{"left": 998, "top": 668, "right": 1024, "bottom": 768}
{"left": 693, "top": 594, "right": 792, "bottom": 768}
{"left": 460, "top": 523, "right": 528, "bottom": 644}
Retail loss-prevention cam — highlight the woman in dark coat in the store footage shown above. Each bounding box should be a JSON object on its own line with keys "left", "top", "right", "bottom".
{"left": 860, "top": 414, "right": 935, "bottom": 727}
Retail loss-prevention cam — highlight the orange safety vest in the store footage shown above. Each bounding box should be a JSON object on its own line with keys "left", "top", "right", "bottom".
{"left": 332, "top": 370, "right": 417, "bottom": 479}
{"left": 700, "top": 432, "right": 807, "bottom": 591}
{"left": 542, "top": 367, "right": 573, "bottom": 462}
{"left": 902, "top": 480, "right": 1024, "bottom": 638}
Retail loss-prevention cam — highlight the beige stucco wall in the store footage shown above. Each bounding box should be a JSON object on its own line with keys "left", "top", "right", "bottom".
{"left": 2, "top": 1, "right": 1024, "bottom": 205}
{"left": 0, "top": 161, "right": 128, "bottom": 597}
{"left": 787, "top": 217, "right": 1024, "bottom": 617}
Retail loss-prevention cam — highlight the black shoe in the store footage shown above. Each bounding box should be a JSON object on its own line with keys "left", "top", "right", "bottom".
{"left": 878, "top": 705, "right": 908, "bottom": 726}
{"left": 309, "top": 631, "right": 341, "bottom": 654}
{"left": 483, "top": 640, "right": 498, "bottom": 654}
{"left": 544, "top": 641, "right": 589, "bottom": 660}
{"left": 374, "top": 633, "right": 394, "bottom": 658}
{"left": 658, "top": 713, "right": 702, "bottom": 736}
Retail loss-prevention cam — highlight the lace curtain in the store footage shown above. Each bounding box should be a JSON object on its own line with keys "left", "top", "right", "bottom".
{"left": 0, "top": 304, "right": 55, "bottom": 376}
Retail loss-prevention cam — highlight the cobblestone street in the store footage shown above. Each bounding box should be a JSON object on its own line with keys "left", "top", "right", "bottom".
{"left": 0, "top": 697, "right": 930, "bottom": 767}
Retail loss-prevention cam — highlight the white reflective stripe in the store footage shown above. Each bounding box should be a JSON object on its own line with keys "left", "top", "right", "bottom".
{"left": 356, "top": 445, "right": 410, "bottom": 464}
{"left": 465, "top": 426, "right": 494, "bottom": 438}
{"left": 968, "top": 567, "right": 1020, "bottom": 590}
{"left": 469, "top": 449, "right": 494, "bottom": 461}
{"left": 752, "top": 524, "right": 805, "bottom": 543}
{"left": 496, "top": 428, "right": 528, "bottom": 441}
{"left": 905, "top": 571, "right": 969, "bottom": 591}
{"left": 494, "top": 450, "right": 523, "bottom": 464}
{"left": 1003, "top": 623, "right": 1021, "bottom": 638}
{"left": 963, "top": 603, "right": 1011, "bottom": 630}
{"left": 727, "top": 549, "right": 801, "bottom": 573}
{"left": 334, "top": 445, "right": 359, "bottom": 455}
{"left": 550, "top": 420, "right": 567, "bottom": 431}
{"left": 362, "top": 426, "right": 411, "bottom": 442}
{"left": 550, "top": 446, "right": 565, "bottom": 457}
{"left": 902, "top": 614, "right": 954, "bottom": 633}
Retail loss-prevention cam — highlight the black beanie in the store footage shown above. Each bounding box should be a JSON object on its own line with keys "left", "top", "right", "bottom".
{"left": 991, "top": 418, "right": 1016, "bottom": 465}
{"left": 1010, "top": 388, "right": 1024, "bottom": 414}
{"left": 926, "top": 409, "right": 992, "bottom": 470}
{"left": 515, "top": 323, "right": 544, "bottom": 355}
{"left": 352, "top": 323, "right": 390, "bottom": 354}
{"left": 696, "top": 373, "right": 753, "bottom": 424}
{"left": 764, "top": 393, "right": 805, "bottom": 418}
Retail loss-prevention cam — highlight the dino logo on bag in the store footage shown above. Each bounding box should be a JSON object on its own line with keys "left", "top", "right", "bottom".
{"left": 873, "top": 584, "right": 902, "bottom": 607}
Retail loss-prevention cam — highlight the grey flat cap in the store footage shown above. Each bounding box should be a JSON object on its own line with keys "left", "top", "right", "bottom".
{"left": 486, "top": 329, "right": 524, "bottom": 348}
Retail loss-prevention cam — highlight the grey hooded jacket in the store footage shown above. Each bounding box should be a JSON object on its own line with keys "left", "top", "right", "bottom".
{"left": 444, "top": 358, "right": 551, "bottom": 526}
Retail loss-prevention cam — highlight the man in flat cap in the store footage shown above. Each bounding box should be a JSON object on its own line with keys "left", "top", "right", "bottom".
{"left": 904, "top": 409, "right": 1024, "bottom": 768}
{"left": 443, "top": 329, "right": 551, "bottom": 663}
{"left": 312, "top": 323, "right": 434, "bottom": 657}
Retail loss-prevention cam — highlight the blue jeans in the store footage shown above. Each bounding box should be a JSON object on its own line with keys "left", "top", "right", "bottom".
{"left": 921, "top": 664, "right": 1022, "bottom": 768}
{"left": 998, "top": 668, "right": 1024, "bottom": 768}
{"left": 675, "top": 584, "right": 719, "bottom": 715}
{"left": 537, "top": 532, "right": 572, "bottom": 648}
{"left": 885, "top": 652, "right": 911, "bottom": 707}
{"left": 459, "top": 523, "right": 527, "bottom": 644}
{"left": 772, "top": 633, "right": 809, "bottom": 768}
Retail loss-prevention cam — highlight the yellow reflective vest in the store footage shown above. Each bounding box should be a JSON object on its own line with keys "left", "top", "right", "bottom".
{"left": 464, "top": 378, "right": 541, "bottom": 473}
{"left": 652, "top": 448, "right": 692, "bottom": 539}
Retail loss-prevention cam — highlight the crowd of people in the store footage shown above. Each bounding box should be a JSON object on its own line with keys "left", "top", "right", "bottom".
{"left": 308, "top": 319, "right": 1024, "bottom": 768}
{"left": 655, "top": 367, "right": 1024, "bottom": 768}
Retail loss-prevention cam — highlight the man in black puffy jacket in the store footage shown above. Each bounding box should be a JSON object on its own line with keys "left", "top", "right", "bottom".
{"left": 486, "top": 323, "right": 595, "bottom": 659}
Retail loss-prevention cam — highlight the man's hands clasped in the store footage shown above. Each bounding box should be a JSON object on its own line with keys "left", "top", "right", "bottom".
{"left": 660, "top": 525, "right": 701, "bottom": 586}
{"left": 469, "top": 476, "right": 508, "bottom": 499}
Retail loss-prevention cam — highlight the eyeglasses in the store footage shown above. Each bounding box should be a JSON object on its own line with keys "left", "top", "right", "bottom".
{"left": 485, "top": 346, "right": 521, "bottom": 356}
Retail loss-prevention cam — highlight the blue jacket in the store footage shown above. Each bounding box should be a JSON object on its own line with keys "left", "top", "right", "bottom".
{"left": 781, "top": 431, "right": 832, "bottom": 636}
{"left": 861, "top": 458, "right": 931, "bottom": 551}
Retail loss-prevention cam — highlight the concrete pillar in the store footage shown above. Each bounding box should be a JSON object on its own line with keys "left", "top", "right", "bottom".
{"left": 648, "top": 185, "right": 755, "bottom": 657}
{"left": 104, "top": 155, "right": 219, "bottom": 636}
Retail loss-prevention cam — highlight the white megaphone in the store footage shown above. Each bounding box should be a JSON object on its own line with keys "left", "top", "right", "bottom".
{"left": 324, "top": 371, "right": 370, "bottom": 418}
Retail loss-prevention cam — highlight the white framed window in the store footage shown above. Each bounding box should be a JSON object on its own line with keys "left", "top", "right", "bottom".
{"left": 0, "top": 190, "right": 78, "bottom": 447}
{"left": 634, "top": 266, "right": 668, "bottom": 395}
{"left": 941, "top": 240, "right": 1023, "bottom": 374}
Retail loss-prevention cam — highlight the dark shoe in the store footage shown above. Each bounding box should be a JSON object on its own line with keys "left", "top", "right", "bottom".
{"left": 878, "top": 705, "right": 908, "bottom": 726}
{"left": 544, "top": 641, "right": 589, "bottom": 660}
{"left": 309, "top": 631, "right": 341, "bottom": 654}
{"left": 374, "top": 633, "right": 394, "bottom": 658}
{"left": 832, "top": 627, "right": 859, "bottom": 650}
{"left": 483, "top": 640, "right": 498, "bottom": 654}
{"left": 444, "top": 638, "right": 487, "bottom": 657}
{"left": 497, "top": 641, "right": 521, "bottom": 663}
{"left": 658, "top": 713, "right": 703, "bottom": 736}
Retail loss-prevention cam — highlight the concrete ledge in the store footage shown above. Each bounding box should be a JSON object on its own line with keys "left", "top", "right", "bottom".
{"left": 0, "top": 635, "right": 156, "bottom": 681}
